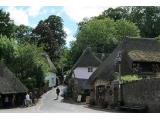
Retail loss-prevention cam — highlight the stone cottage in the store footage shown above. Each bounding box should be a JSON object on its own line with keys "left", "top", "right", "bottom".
{"left": 89, "top": 37, "right": 160, "bottom": 111}
{"left": 70, "top": 47, "right": 106, "bottom": 101}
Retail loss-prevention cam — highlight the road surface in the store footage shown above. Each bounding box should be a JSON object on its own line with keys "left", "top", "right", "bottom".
{"left": 0, "top": 86, "right": 108, "bottom": 113}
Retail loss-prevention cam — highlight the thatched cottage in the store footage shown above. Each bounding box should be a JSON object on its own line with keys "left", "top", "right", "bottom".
{"left": 89, "top": 37, "right": 160, "bottom": 108}
{"left": 0, "top": 62, "right": 28, "bottom": 108}
{"left": 70, "top": 47, "right": 106, "bottom": 101}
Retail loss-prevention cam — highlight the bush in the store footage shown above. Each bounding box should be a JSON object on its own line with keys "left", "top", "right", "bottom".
{"left": 121, "top": 74, "right": 142, "bottom": 82}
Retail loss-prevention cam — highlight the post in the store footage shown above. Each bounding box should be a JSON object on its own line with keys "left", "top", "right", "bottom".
{"left": 118, "top": 62, "right": 123, "bottom": 106}
{"left": 116, "top": 51, "right": 123, "bottom": 106}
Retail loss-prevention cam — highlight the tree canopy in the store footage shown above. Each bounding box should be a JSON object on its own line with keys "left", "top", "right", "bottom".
{"left": 14, "top": 24, "right": 33, "bottom": 44}
{"left": 0, "top": 9, "right": 15, "bottom": 38}
{"left": 32, "top": 15, "right": 66, "bottom": 61}
{"left": 70, "top": 18, "right": 140, "bottom": 63}
{"left": 0, "top": 35, "right": 49, "bottom": 89}
{"left": 97, "top": 6, "right": 160, "bottom": 38}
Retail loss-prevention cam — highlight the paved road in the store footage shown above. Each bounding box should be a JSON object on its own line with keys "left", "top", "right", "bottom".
{"left": 0, "top": 86, "right": 107, "bottom": 113}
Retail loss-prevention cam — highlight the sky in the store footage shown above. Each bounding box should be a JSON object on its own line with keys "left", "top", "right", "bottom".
{"left": 0, "top": 6, "right": 108, "bottom": 47}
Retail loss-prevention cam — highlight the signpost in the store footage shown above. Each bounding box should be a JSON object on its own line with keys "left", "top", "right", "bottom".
{"left": 115, "top": 51, "right": 123, "bottom": 106}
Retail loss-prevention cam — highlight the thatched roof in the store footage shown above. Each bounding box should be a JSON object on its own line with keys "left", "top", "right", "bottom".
{"left": 128, "top": 50, "right": 160, "bottom": 62}
{"left": 72, "top": 47, "right": 102, "bottom": 69}
{"left": 89, "top": 37, "right": 160, "bottom": 83}
{"left": 95, "top": 53, "right": 109, "bottom": 61}
{"left": 0, "top": 62, "right": 28, "bottom": 94}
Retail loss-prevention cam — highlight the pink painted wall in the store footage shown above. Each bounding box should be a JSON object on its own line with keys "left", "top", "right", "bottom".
{"left": 73, "top": 67, "right": 97, "bottom": 79}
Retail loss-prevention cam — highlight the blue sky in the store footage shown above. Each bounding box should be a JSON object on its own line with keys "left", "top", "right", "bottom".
{"left": 0, "top": 6, "right": 108, "bottom": 47}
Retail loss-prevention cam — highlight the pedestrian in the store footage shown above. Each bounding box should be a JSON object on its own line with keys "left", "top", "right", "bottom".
{"left": 12, "top": 94, "right": 16, "bottom": 107}
{"left": 29, "top": 92, "right": 33, "bottom": 105}
{"left": 56, "top": 87, "right": 60, "bottom": 100}
{"left": 25, "top": 93, "right": 31, "bottom": 107}
{"left": 4, "top": 95, "right": 9, "bottom": 108}
{"left": 77, "top": 94, "right": 82, "bottom": 103}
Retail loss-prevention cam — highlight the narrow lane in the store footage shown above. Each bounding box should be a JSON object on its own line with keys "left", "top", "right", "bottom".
{"left": 0, "top": 86, "right": 108, "bottom": 113}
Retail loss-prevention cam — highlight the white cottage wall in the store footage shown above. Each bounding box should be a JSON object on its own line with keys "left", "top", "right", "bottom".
{"left": 45, "top": 72, "right": 57, "bottom": 88}
{"left": 73, "top": 67, "right": 97, "bottom": 79}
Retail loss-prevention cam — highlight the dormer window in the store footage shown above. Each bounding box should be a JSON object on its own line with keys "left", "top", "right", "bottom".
{"left": 88, "top": 67, "right": 93, "bottom": 72}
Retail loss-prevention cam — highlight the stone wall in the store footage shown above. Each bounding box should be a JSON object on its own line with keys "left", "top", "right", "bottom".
{"left": 122, "top": 78, "right": 160, "bottom": 112}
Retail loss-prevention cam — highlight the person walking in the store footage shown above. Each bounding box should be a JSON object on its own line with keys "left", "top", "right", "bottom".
{"left": 25, "top": 93, "right": 31, "bottom": 107}
{"left": 29, "top": 92, "right": 33, "bottom": 105}
{"left": 56, "top": 87, "right": 60, "bottom": 100}
{"left": 12, "top": 95, "right": 16, "bottom": 107}
{"left": 4, "top": 95, "right": 9, "bottom": 108}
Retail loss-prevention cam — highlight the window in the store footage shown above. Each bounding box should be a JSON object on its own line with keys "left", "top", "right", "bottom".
{"left": 88, "top": 67, "right": 93, "bottom": 72}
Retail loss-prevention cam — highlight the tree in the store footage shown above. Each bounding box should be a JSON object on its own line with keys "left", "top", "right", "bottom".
{"left": 76, "top": 18, "right": 117, "bottom": 53}
{"left": 12, "top": 44, "right": 49, "bottom": 89}
{"left": 129, "top": 6, "right": 160, "bottom": 37}
{"left": 0, "top": 35, "right": 15, "bottom": 66}
{"left": 70, "top": 18, "right": 140, "bottom": 64}
{"left": 0, "top": 36, "right": 49, "bottom": 89}
{"left": 14, "top": 24, "right": 33, "bottom": 44}
{"left": 0, "top": 9, "right": 15, "bottom": 38}
{"left": 100, "top": 7, "right": 129, "bottom": 21}
{"left": 97, "top": 6, "right": 160, "bottom": 38}
{"left": 55, "top": 47, "right": 73, "bottom": 81}
{"left": 32, "top": 15, "right": 66, "bottom": 61}
{"left": 115, "top": 19, "right": 140, "bottom": 40}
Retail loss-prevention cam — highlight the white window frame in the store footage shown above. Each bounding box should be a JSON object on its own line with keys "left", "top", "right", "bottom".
{"left": 88, "top": 66, "right": 93, "bottom": 72}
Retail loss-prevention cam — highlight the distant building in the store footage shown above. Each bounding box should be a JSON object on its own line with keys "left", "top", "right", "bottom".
{"left": 45, "top": 72, "right": 57, "bottom": 88}
{"left": 0, "top": 62, "right": 28, "bottom": 108}
{"left": 89, "top": 37, "right": 160, "bottom": 108}
{"left": 42, "top": 52, "right": 57, "bottom": 88}
{"left": 70, "top": 47, "right": 106, "bottom": 101}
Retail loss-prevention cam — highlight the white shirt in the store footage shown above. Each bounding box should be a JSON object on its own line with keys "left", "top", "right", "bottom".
{"left": 26, "top": 94, "right": 30, "bottom": 101}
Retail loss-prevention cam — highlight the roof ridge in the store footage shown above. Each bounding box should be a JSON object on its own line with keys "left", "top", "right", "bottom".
{"left": 72, "top": 47, "right": 101, "bottom": 70}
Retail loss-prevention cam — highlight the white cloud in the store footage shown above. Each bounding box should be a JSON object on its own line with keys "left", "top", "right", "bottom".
{"left": 64, "top": 27, "right": 72, "bottom": 36}
{"left": 27, "top": 6, "right": 42, "bottom": 17}
{"left": 6, "top": 7, "right": 29, "bottom": 25}
{"left": 64, "top": 27, "right": 75, "bottom": 46}
{"left": 6, "top": 6, "right": 44, "bottom": 26}
{"left": 64, "top": 6, "right": 108, "bottom": 22}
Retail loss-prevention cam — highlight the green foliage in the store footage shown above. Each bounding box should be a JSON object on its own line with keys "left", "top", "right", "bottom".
{"left": 100, "top": 7, "right": 130, "bottom": 21}
{"left": 155, "top": 35, "right": 160, "bottom": 42}
{"left": 32, "top": 15, "right": 66, "bottom": 61}
{"left": 13, "top": 44, "right": 49, "bottom": 89}
{"left": 0, "top": 9, "right": 15, "bottom": 38}
{"left": 121, "top": 74, "right": 142, "bottom": 82}
{"left": 0, "top": 35, "right": 15, "bottom": 65}
{"left": 76, "top": 18, "right": 117, "bottom": 53}
{"left": 55, "top": 47, "right": 73, "bottom": 81}
{"left": 115, "top": 19, "right": 140, "bottom": 40}
{"left": 97, "top": 6, "right": 160, "bottom": 38}
{"left": 14, "top": 24, "right": 33, "bottom": 44}
{"left": 129, "top": 6, "right": 160, "bottom": 37}
{"left": 0, "top": 36, "right": 49, "bottom": 89}
{"left": 70, "top": 18, "right": 140, "bottom": 64}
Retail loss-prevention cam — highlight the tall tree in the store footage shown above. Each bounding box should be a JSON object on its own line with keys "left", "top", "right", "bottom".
{"left": 100, "top": 7, "right": 129, "bottom": 21}
{"left": 0, "top": 9, "right": 15, "bottom": 38}
{"left": 96, "top": 6, "right": 160, "bottom": 37}
{"left": 0, "top": 36, "right": 49, "bottom": 89}
{"left": 71, "top": 18, "right": 140, "bottom": 64}
{"left": 129, "top": 6, "right": 160, "bottom": 37}
{"left": 14, "top": 24, "right": 33, "bottom": 44}
{"left": 32, "top": 15, "right": 66, "bottom": 61}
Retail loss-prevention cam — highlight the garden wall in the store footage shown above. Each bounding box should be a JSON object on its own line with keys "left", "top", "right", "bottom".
{"left": 122, "top": 78, "right": 160, "bottom": 112}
